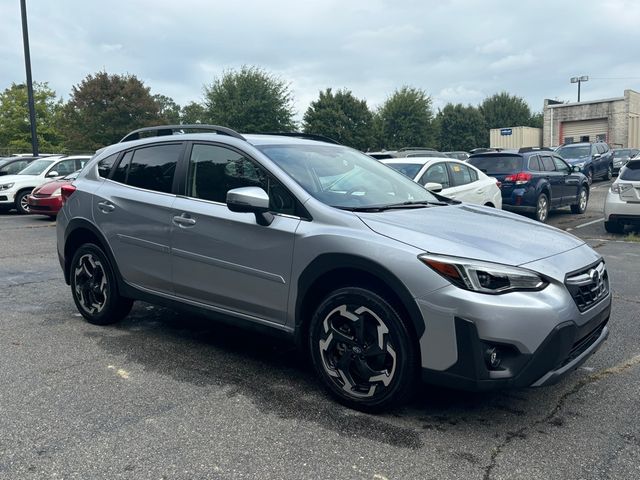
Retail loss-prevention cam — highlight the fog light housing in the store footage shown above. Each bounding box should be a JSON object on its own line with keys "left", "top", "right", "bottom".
{"left": 485, "top": 347, "right": 501, "bottom": 369}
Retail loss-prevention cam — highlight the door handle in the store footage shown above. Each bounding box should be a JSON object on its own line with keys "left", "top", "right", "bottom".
{"left": 173, "top": 214, "right": 196, "bottom": 227}
{"left": 97, "top": 201, "right": 115, "bottom": 213}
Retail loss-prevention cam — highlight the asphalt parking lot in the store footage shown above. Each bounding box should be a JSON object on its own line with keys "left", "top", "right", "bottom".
{"left": 1, "top": 179, "right": 639, "bottom": 480}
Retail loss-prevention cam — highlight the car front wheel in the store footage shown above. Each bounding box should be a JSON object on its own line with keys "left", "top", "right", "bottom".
{"left": 15, "top": 190, "right": 31, "bottom": 215}
{"left": 605, "top": 164, "right": 613, "bottom": 181}
{"left": 309, "top": 287, "right": 416, "bottom": 412}
{"left": 535, "top": 193, "right": 549, "bottom": 222}
{"left": 70, "top": 243, "right": 133, "bottom": 325}
{"left": 570, "top": 187, "right": 588, "bottom": 214}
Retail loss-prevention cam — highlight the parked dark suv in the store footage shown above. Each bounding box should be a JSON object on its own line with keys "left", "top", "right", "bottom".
{"left": 556, "top": 142, "right": 614, "bottom": 183}
{"left": 468, "top": 148, "right": 590, "bottom": 222}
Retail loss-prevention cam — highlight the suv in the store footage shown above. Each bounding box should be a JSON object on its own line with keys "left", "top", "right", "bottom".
{"left": 468, "top": 149, "right": 590, "bottom": 222}
{"left": 611, "top": 148, "right": 639, "bottom": 175}
{"left": 556, "top": 142, "right": 614, "bottom": 183}
{"left": 57, "top": 125, "right": 610, "bottom": 411}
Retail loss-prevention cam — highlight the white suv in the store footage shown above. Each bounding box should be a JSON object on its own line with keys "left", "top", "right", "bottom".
{"left": 604, "top": 159, "right": 640, "bottom": 233}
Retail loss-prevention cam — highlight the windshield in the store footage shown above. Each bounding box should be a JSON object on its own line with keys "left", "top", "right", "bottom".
{"left": 257, "top": 144, "right": 438, "bottom": 209}
{"left": 613, "top": 149, "right": 636, "bottom": 158}
{"left": 468, "top": 155, "right": 523, "bottom": 174}
{"left": 384, "top": 163, "right": 424, "bottom": 179}
{"left": 556, "top": 145, "right": 590, "bottom": 159}
{"left": 18, "top": 159, "right": 54, "bottom": 175}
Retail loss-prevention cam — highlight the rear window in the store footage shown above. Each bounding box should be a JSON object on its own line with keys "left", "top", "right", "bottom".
{"left": 620, "top": 161, "right": 640, "bottom": 181}
{"left": 384, "top": 163, "right": 424, "bottom": 179}
{"left": 467, "top": 155, "right": 523, "bottom": 174}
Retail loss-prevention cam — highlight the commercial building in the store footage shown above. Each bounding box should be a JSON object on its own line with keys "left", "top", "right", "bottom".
{"left": 543, "top": 89, "right": 640, "bottom": 148}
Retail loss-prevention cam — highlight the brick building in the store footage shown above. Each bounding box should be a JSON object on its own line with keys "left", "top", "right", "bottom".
{"left": 543, "top": 89, "right": 640, "bottom": 148}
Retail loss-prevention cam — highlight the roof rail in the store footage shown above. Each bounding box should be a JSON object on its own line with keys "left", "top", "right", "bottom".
{"left": 257, "top": 132, "right": 341, "bottom": 145}
{"left": 397, "top": 146, "right": 436, "bottom": 152}
{"left": 119, "top": 124, "right": 245, "bottom": 143}
{"left": 518, "top": 147, "right": 554, "bottom": 153}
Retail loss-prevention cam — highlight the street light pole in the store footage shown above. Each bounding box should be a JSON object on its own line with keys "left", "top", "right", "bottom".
{"left": 570, "top": 76, "right": 589, "bottom": 103}
{"left": 20, "top": 0, "right": 39, "bottom": 156}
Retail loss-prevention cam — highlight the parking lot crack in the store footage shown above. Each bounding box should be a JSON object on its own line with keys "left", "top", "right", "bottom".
{"left": 482, "top": 354, "right": 640, "bottom": 480}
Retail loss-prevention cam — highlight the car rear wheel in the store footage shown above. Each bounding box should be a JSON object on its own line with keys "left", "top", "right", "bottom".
{"left": 570, "top": 187, "right": 588, "bottom": 214}
{"left": 70, "top": 243, "right": 133, "bottom": 325}
{"left": 586, "top": 168, "right": 593, "bottom": 185}
{"left": 535, "top": 193, "right": 549, "bottom": 223}
{"left": 15, "top": 190, "right": 31, "bottom": 215}
{"left": 309, "top": 287, "right": 416, "bottom": 412}
{"left": 604, "top": 220, "right": 624, "bottom": 234}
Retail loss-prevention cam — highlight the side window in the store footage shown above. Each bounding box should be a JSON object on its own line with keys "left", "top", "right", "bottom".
{"left": 52, "top": 159, "right": 78, "bottom": 176}
{"left": 419, "top": 163, "right": 450, "bottom": 189}
{"left": 447, "top": 162, "right": 474, "bottom": 186}
{"left": 5, "top": 161, "right": 27, "bottom": 174}
{"left": 553, "top": 156, "right": 570, "bottom": 174}
{"left": 97, "top": 153, "right": 119, "bottom": 178}
{"left": 112, "top": 151, "right": 133, "bottom": 184}
{"left": 540, "top": 155, "right": 556, "bottom": 172}
{"left": 596, "top": 144, "right": 606, "bottom": 154}
{"left": 187, "top": 143, "right": 297, "bottom": 215}
{"left": 125, "top": 143, "right": 181, "bottom": 193}
{"left": 468, "top": 166, "right": 478, "bottom": 182}
{"left": 528, "top": 155, "right": 542, "bottom": 171}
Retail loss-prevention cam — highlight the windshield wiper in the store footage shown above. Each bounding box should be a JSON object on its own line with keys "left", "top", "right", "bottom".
{"left": 337, "top": 200, "right": 447, "bottom": 212}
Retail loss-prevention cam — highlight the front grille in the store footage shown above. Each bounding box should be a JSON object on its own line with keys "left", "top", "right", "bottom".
{"left": 559, "top": 320, "right": 608, "bottom": 368}
{"left": 565, "top": 261, "right": 609, "bottom": 312}
{"left": 30, "top": 204, "right": 51, "bottom": 210}
{"left": 33, "top": 193, "right": 49, "bottom": 198}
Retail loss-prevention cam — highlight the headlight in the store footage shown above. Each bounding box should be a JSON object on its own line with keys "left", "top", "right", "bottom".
{"left": 574, "top": 162, "right": 586, "bottom": 168}
{"left": 419, "top": 254, "right": 548, "bottom": 294}
{"left": 0, "top": 183, "right": 15, "bottom": 190}
{"left": 51, "top": 187, "right": 62, "bottom": 196}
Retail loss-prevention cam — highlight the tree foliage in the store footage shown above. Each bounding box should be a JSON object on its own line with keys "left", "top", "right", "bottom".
{"left": 302, "top": 88, "right": 374, "bottom": 150}
{"left": 180, "top": 101, "right": 207, "bottom": 124}
{"left": 154, "top": 94, "right": 181, "bottom": 124}
{"left": 437, "top": 103, "right": 487, "bottom": 151}
{"left": 60, "top": 72, "right": 161, "bottom": 151}
{"left": 376, "top": 86, "right": 435, "bottom": 150}
{"left": 479, "top": 92, "right": 533, "bottom": 129}
{"left": 0, "top": 82, "right": 63, "bottom": 153}
{"left": 203, "top": 66, "right": 295, "bottom": 133}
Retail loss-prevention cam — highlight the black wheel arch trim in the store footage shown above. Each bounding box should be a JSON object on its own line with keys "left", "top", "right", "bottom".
{"left": 294, "top": 253, "right": 426, "bottom": 346}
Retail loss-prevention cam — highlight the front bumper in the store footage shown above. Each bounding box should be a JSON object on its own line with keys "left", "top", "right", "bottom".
{"left": 27, "top": 194, "right": 62, "bottom": 216}
{"left": 0, "top": 189, "right": 17, "bottom": 205}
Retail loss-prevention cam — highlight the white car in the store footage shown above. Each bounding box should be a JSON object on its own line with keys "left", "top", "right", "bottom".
{"left": 382, "top": 157, "right": 502, "bottom": 208}
{"left": 0, "top": 155, "right": 91, "bottom": 214}
{"left": 604, "top": 158, "right": 640, "bottom": 233}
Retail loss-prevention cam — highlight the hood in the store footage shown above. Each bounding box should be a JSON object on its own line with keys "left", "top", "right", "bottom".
{"left": 0, "top": 173, "right": 38, "bottom": 185}
{"left": 358, "top": 204, "right": 584, "bottom": 266}
{"left": 33, "top": 178, "right": 69, "bottom": 195}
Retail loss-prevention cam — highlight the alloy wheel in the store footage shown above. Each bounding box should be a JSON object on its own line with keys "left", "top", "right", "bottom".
{"left": 20, "top": 194, "right": 30, "bottom": 213}
{"left": 537, "top": 195, "right": 548, "bottom": 222}
{"left": 73, "top": 253, "right": 108, "bottom": 315}
{"left": 318, "top": 304, "right": 397, "bottom": 399}
{"left": 579, "top": 189, "right": 588, "bottom": 211}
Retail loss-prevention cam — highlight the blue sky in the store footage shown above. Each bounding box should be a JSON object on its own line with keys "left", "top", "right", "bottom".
{"left": 1, "top": 0, "right": 639, "bottom": 119}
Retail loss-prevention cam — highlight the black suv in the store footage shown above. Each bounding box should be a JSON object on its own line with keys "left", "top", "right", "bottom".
{"left": 468, "top": 148, "right": 590, "bottom": 222}
{"left": 556, "top": 142, "right": 614, "bottom": 183}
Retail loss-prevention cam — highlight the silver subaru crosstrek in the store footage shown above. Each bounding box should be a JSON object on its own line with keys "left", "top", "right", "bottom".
{"left": 57, "top": 125, "right": 611, "bottom": 412}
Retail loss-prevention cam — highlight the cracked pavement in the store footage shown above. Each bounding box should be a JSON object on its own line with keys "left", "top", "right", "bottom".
{"left": 1, "top": 186, "right": 639, "bottom": 479}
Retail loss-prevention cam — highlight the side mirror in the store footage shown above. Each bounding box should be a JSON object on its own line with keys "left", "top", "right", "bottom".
{"left": 46, "top": 170, "right": 59, "bottom": 178}
{"left": 592, "top": 153, "right": 601, "bottom": 159}
{"left": 226, "top": 186, "right": 273, "bottom": 226}
{"left": 424, "top": 182, "right": 443, "bottom": 193}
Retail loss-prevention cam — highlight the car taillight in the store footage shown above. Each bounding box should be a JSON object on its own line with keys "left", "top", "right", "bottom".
{"left": 504, "top": 172, "right": 533, "bottom": 185}
{"left": 60, "top": 184, "right": 76, "bottom": 204}
{"left": 495, "top": 179, "right": 502, "bottom": 189}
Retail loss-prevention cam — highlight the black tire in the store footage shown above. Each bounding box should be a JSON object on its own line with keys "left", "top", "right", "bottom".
{"left": 570, "top": 187, "right": 588, "bottom": 214}
{"left": 604, "top": 220, "right": 624, "bottom": 234}
{"left": 535, "top": 193, "right": 550, "bottom": 223}
{"left": 15, "top": 190, "right": 32, "bottom": 215}
{"left": 586, "top": 168, "right": 593, "bottom": 185}
{"left": 69, "top": 243, "right": 133, "bottom": 325}
{"left": 605, "top": 164, "right": 613, "bottom": 181}
{"left": 309, "top": 287, "right": 417, "bottom": 412}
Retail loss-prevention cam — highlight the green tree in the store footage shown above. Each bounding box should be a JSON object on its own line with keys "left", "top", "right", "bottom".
{"left": 60, "top": 72, "right": 161, "bottom": 151}
{"left": 203, "top": 66, "right": 295, "bottom": 132}
{"left": 180, "top": 101, "right": 207, "bottom": 124}
{"left": 0, "top": 82, "right": 64, "bottom": 153}
{"left": 302, "top": 88, "right": 374, "bottom": 150}
{"left": 376, "top": 86, "right": 435, "bottom": 150}
{"left": 479, "top": 92, "right": 533, "bottom": 129}
{"left": 437, "top": 103, "right": 487, "bottom": 151}
{"left": 529, "top": 111, "right": 543, "bottom": 129}
{"left": 153, "top": 94, "right": 181, "bottom": 124}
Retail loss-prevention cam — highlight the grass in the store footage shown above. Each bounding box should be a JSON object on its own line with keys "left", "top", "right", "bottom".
{"left": 625, "top": 232, "right": 640, "bottom": 242}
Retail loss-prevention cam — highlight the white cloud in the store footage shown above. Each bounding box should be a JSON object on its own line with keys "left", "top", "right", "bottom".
{"left": 476, "top": 38, "right": 511, "bottom": 55}
{"left": 489, "top": 52, "right": 535, "bottom": 70}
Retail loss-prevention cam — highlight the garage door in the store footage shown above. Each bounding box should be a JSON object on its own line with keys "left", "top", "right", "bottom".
{"left": 561, "top": 119, "right": 608, "bottom": 143}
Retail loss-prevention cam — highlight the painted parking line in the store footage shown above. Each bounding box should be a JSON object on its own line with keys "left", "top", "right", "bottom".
{"left": 566, "top": 217, "right": 604, "bottom": 231}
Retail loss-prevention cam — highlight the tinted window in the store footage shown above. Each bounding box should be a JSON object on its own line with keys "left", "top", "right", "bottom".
{"left": 125, "top": 144, "right": 181, "bottom": 193}
{"left": 528, "top": 156, "right": 542, "bottom": 171}
{"left": 447, "top": 162, "right": 475, "bottom": 186}
{"left": 468, "top": 155, "right": 523, "bottom": 174}
{"left": 540, "top": 156, "right": 556, "bottom": 171}
{"left": 420, "top": 163, "right": 450, "bottom": 188}
{"left": 620, "top": 161, "right": 640, "bottom": 181}
{"left": 112, "top": 151, "right": 133, "bottom": 184}
{"left": 187, "top": 144, "right": 297, "bottom": 215}
{"left": 596, "top": 144, "right": 606, "bottom": 154}
{"left": 613, "top": 149, "right": 637, "bottom": 158}
{"left": 97, "top": 153, "right": 119, "bottom": 178}
{"left": 556, "top": 145, "right": 590, "bottom": 159}
{"left": 385, "top": 163, "right": 424, "bottom": 179}
{"left": 51, "top": 159, "right": 78, "bottom": 176}
{"left": 2, "top": 160, "right": 28, "bottom": 174}
{"left": 552, "top": 156, "right": 570, "bottom": 173}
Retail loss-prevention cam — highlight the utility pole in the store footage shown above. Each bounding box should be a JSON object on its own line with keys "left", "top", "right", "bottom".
{"left": 20, "top": 0, "right": 39, "bottom": 155}
{"left": 570, "top": 76, "right": 589, "bottom": 103}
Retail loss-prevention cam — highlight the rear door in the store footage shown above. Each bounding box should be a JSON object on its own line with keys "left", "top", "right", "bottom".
{"left": 92, "top": 142, "right": 184, "bottom": 294}
{"left": 552, "top": 155, "right": 581, "bottom": 204}
{"left": 444, "top": 161, "right": 484, "bottom": 204}
{"left": 618, "top": 162, "right": 640, "bottom": 203}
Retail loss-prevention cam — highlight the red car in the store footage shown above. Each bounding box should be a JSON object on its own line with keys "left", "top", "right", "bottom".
{"left": 27, "top": 171, "right": 79, "bottom": 218}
